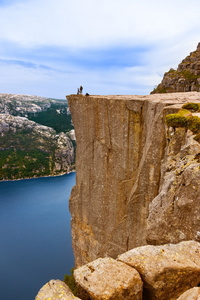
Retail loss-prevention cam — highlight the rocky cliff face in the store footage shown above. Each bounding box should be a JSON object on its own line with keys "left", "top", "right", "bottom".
{"left": 67, "top": 92, "right": 200, "bottom": 268}
{"left": 146, "top": 126, "right": 200, "bottom": 245}
{"left": 151, "top": 43, "right": 200, "bottom": 94}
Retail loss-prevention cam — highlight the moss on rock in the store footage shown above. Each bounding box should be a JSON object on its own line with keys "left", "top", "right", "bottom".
{"left": 165, "top": 103, "right": 200, "bottom": 143}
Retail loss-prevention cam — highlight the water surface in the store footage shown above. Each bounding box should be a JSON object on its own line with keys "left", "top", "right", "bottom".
{"left": 0, "top": 172, "right": 75, "bottom": 300}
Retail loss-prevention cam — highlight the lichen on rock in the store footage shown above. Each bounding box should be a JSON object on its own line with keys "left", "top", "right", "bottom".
{"left": 35, "top": 279, "right": 81, "bottom": 300}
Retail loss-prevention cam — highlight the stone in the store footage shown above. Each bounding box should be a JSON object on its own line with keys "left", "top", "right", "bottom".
{"left": 118, "top": 241, "right": 200, "bottom": 300}
{"left": 73, "top": 257, "right": 143, "bottom": 300}
{"left": 176, "top": 287, "right": 200, "bottom": 300}
{"left": 67, "top": 93, "right": 200, "bottom": 268}
{"left": 35, "top": 279, "right": 81, "bottom": 300}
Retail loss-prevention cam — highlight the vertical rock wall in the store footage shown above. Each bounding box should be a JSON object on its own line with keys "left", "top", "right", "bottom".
{"left": 67, "top": 93, "right": 199, "bottom": 267}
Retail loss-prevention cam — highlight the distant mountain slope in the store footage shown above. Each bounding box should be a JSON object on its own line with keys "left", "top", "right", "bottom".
{"left": 0, "top": 94, "right": 75, "bottom": 180}
{"left": 151, "top": 43, "right": 200, "bottom": 94}
{"left": 0, "top": 94, "right": 73, "bottom": 132}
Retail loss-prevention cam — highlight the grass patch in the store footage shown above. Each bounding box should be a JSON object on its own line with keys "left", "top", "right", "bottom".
{"left": 165, "top": 103, "right": 200, "bottom": 144}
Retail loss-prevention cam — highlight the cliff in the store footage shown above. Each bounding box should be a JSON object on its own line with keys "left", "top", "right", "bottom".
{"left": 0, "top": 93, "right": 75, "bottom": 180}
{"left": 151, "top": 43, "right": 200, "bottom": 94}
{"left": 67, "top": 92, "right": 200, "bottom": 267}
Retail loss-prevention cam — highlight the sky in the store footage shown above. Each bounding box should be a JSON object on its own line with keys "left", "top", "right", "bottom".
{"left": 0, "top": 0, "right": 200, "bottom": 99}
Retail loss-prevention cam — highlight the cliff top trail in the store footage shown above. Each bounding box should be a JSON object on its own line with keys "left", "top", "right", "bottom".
{"left": 67, "top": 92, "right": 200, "bottom": 268}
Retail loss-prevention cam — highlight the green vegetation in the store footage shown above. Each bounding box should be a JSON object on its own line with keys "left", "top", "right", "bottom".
{"left": 151, "top": 85, "right": 168, "bottom": 94}
{"left": 0, "top": 127, "right": 56, "bottom": 151}
{"left": 28, "top": 103, "right": 73, "bottom": 133}
{"left": 0, "top": 148, "right": 52, "bottom": 180}
{"left": 165, "top": 103, "right": 200, "bottom": 143}
{"left": 181, "top": 70, "right": 200, "bottom": 82}
{"left": 168, "top": 68, "right": 176, "bottom": 73}
{"left": 0, "top": 125, "right": 68, "bottom": 180}
{"left": 63, "top": 268, "right": 77, "bottom": 296}
{"left": 182, "top": 102, "right": 200, "bottom": 112}
{"left": 165, "top": 109, "right": 191, "bottom": 128}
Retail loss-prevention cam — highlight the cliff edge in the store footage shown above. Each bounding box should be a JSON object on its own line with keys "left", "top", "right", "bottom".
{"left": 67, "top": 92, "right": 200, "bottom": 267}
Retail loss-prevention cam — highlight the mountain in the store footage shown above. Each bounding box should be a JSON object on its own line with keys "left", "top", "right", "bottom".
{"left": 151, "top": 43, "right": 200, "bottom": 94}
{"left": 0, "top": 94, "right": 75, "bottom": 180}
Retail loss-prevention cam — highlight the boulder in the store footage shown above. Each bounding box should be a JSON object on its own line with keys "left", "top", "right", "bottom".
{"left": 118, "top": 241, "right": 200, "bottom": 300}
{"left": 35, "top": 279, "right": 81, "bottom": 300}
{"left": 176, "top": 287, "right": 200, "bottom": 300}
{"left": 73, "top": 257, "right": 143, "bottom": 300}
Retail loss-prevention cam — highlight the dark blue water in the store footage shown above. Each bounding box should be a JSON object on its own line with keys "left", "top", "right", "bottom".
{"left": 0, "top": 172, "right": 76, "bottom": 300}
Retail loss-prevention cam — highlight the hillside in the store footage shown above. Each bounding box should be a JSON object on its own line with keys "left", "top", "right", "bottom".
{"left": 0, "top": 94, "right": 75, "bottom": 180}
{"left": 151, "top": 43, "right": 200, "bottom": 93}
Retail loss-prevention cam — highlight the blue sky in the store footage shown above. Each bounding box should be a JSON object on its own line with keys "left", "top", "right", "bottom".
{"left": 0, "top": 0, "right": 200, "bottom": 98}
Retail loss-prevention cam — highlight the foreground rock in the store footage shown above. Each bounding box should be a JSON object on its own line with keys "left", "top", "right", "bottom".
{"left": 35, "top": 279, "right": 81, "bottom": 300}
{"left": 73, "top": 257, "right": 143, "bottom": 300}
{"left": 118, "top": 241, "right": 200, "bottom": 300}
{"left": 177, "top": 287, "right": 200, "bottom": 300}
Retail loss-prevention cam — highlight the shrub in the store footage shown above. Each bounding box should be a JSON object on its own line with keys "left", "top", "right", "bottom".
{"left": 63, "top": 268, "right": 77, "bottom": 296}
{"left": 165, "top": 105, "right": 200, "bottom": 144}
{"left": 187, "top": 116, "right": 200, "bottom": 133}
{"left": 165, "top": 109, "right": 190, "bottom": 128}
{"left": 182, "top": 102, "right": 200, "bottom": 112}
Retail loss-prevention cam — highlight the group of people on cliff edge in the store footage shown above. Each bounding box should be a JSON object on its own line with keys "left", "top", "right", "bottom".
{"left": 77, "top": 85, "right": 83, "bottom": 94}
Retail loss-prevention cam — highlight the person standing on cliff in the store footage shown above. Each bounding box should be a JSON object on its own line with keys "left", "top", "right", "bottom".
{"left": 80, "top": 85, "right": 83, "bottom": 94}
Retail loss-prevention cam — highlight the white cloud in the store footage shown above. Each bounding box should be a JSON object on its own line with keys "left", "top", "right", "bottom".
{"left": 0, "top": 0, "right": 200, "bottom": 49}
{"left": 0, "top": 0, "right": 200, "bottom": 97}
